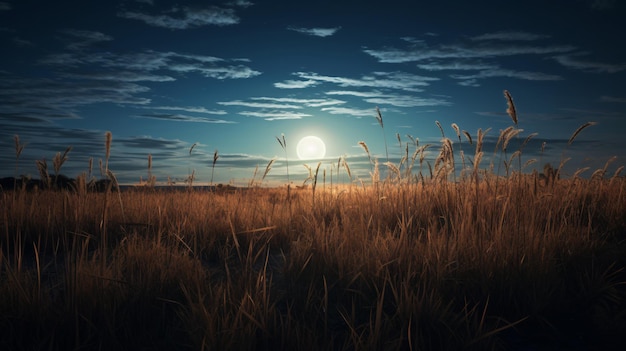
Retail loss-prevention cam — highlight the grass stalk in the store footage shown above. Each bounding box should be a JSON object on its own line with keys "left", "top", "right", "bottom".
{"left": 375, "top": 107, "right": 389, "bottom": 163}
{"left": 211, "top": 149, "right": 219, "bottom": 186}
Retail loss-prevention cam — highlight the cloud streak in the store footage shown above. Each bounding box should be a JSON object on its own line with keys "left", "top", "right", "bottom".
{"left": 451, "top": 68, "right": 563, "bottom": 82}
{"left": 554, "top": 54, "right": 626, "bottom": 73}
{"left": 326, "top": 90, "right": 449, "bottom": 107}
{"left": 416, "top": 61, "right": 499, "bottom": 71}
{"left": 119, "top": 6, "right": 241, "bottom": 29}
{"left": 360, "top": 32, "right": 619, "bottom": 87}
{"left": 364, "top": 43, "right": 576, "bottom": 63}
{"left": 134, "top": 113, "right": 236, "bottom": 124}
{"left": 64, "top": 71, "right": 176, "bottom": 82}
{"left": 218, "top": 96, "right": 346, "bottom": 120}
{"left": 147, "top": 106, "right": 227, "bottom": 115}
{"left": 0, "top": 75, "right": 151, "bottom": 122}
{"left": 219, "top": 100, "right": 304, "bottom": 109}
{"left": 287, "top": 26, "right": 341, "bottom": 37}
{"left": 42, "top": 49, "right": 261, "bottom": 80}
{"left": 251, "top": 97, "right": 345, "bottom": 107}
{"left": 288, "top": 71, "right": 437, "bottom": 91}
{"left": 600, "top": 96, "right": 626, "bottom": 103}
{"left": 239, "top": 111, "right": 312, "bottom": 121}
{"left": 60, "top": 29, "right": 113, "bottom": 50}
{"left": 320, "top": 106, "right": 376, "bottom": 117}
{"left": 364, "top": 94, "right": 450, "bottom": 107}
{"left": 273, "top": 79, "right": 319, "bottom": 89}
{"left": 470, "top": 31, "right": 550, "bottom": 41}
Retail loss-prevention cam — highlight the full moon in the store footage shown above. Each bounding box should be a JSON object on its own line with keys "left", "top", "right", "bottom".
{"left": 296, "top": 136, "right": 326, "bottom": 160}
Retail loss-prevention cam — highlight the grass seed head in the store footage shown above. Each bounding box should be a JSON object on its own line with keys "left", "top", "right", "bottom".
{"left": 262, "top": 158, "right": 275, "bottom": 182}
{"left": 14, "top": 135, "right": 25, "bottom": 159}
{"left": 105, "top": 131, "right": 112, "bottom": 158}
{"left": 568, "top": 122, "right": 596, "bottom": 145}
{"left": 504, "top": 90, "right": 518, "bottom": 125}
{"left": 105, "top": 131, "right": 112, "bottom": 172}
{"left": 463, "top": 130, "right": 473, "bottom": 145}
{"left": 435, "top": 120, "right": 445, "bottom": 138}
{"left": 375, "top": 106, "right": 383, "bottom": 128}
{"left": 452, "top": 123, "right": 461, "bottom": 140}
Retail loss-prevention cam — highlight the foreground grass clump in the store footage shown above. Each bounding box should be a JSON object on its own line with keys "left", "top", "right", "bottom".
{"left": 1, "top": 174, "right": 625, "bottom": 351}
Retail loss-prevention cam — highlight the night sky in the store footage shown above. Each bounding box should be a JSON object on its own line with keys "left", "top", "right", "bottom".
{"left": 1, "top": 0, "right": 625, "bottom": 186}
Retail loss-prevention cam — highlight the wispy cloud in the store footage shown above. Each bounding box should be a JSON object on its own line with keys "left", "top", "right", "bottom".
{"left": 364, "top": 94, "right": 450, "bottom": 107}
{"left": 1, "top": 37, "right": 262, "bottom": 129}
{"left": 600, "top": 96, "right": 626, "bottom": 103}
{"left": 12, "top": 37, "right": 34, "bottom": 47}
{"left": 0, "top": 75, "right": 151, "bottom": 122}
{"left": 218, "top": 100, "right": 303, "bottom": 109}
{"left": 451, "top": 68, "right": 563, "bottom": 82}
{"left": 400, "top": 37, "right": 425, "bottom": 45}
{"left": 219, "top": 152, "right": 273, "bottom": 165}
{"left": 0, "top": 113, "right": 53, "bottom": 124}
{"left": 325, "top": 90, "right": 386, "bottom": 98}
{"left": 147, "top": 105, "right": 227, "bottom": 115}
{"left": 471, "top": 31, "right": 550, "bottom": 41}
{"left": 64, "top": 71, "right": 176, "bottom": 82}
{"left": 218, "top": 97, "right": 345, "bottom": 120}
{"left": 121, "top": 136, "right": 188, "bottom": 150}
{"left": 60, "top": 29, "right": 113, "bottom": 50}
{"left": 227, "top": 0, "right": 254, "bottom": 8}
{"left": 0, "top": 2, "right": 11, "bottom": 11}
{"left": 251, "top": 97, "right": 345, "bottom": 107}
{"left": 457, "top": 79, "right": 480, "bottom": 87}
{"left": 118, "top": 6, "right": 241, "bottom": 29}
{"left": 274, "top": 79, "right": 318, "bottom": 89}
{"left": 363, "top": 37, "right": 575, "bottom": 63}
{"left": 134, "top": 113, "right": 236, "bottom": 123}
{"left": 287, "top": 26, "right": 341, "bottom": 37}
{"left": 218, "top": 100, "right": 302, "bottom": 109}
{"left": 416, "top": 61, "right": 498, "bottom": 71}
{"left": 42, "top": 50, "right": 262, "bottom": 79}
{"left": 320, "top": 106, "right": 376, "bottom": 118}
{"left": 365, "top": 34, "right": 580, "bottom": 87}
{"left": 293, "top": 71, "right": 437, "bottom": 91}
{"left": 326, "top": 90, "right": 449, "bottom": 107}
{"left": 169, "top": 63, "right": 261, "bottom": 79}
{"left": 553, "top": 54, "right": 626, "bottom": 73}
{"left": 238, "top": 111, "right": 312, "bottom": 121}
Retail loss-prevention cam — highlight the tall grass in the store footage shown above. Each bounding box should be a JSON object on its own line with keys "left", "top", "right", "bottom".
{"left": 211, "top": 149, "right": 219, "bottom": 186}
{"left": 104, "top": 131, "right": 112, "bottom": 175}
{"left": 375, "top": 106, "right": 389, "bottom": 163}
{"left": 3, "top": 174, "right": 624, "bottom": 350}
{"left": 1, "top": 92, "right": 625, "bottom": 350}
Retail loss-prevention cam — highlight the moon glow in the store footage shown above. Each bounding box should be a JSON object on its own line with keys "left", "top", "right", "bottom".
{"left": 296, "top": 136, "right": 326, "bottom": 160}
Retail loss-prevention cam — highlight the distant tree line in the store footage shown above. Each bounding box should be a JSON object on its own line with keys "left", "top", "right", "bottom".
{"left": 0, "top": 175, "right": 116, "bottom": 192}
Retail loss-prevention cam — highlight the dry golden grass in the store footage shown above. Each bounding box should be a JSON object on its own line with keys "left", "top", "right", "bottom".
{"left": 1, "top": 173, "right": 625, "bottom": 350}
{"left": 1, "top": 92, "right": 625, "bottom": 350}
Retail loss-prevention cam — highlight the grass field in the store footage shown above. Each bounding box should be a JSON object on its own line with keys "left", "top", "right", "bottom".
{"left": 2, "top": 171, "right": 625, "bottom": 350}
{"left": 2, "top": 95, "right": 626, "bottom": 350}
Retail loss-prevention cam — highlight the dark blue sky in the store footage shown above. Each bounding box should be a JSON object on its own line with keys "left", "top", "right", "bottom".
{"left": 1, "top": 0, "right": 625, "bottom": 185}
